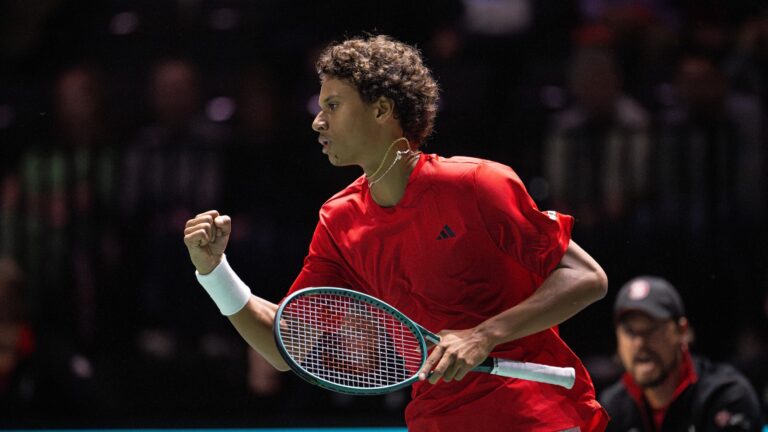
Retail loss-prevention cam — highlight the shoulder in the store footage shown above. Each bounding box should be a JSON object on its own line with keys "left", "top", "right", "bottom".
{"left": 599, "top": 379, "right": 632, "bottom": 406}
{"left": 426, "top": 154, "right": 521, "bottom": 184}
{"left": 425, "top": 154, "right": 487, "bottom": 178}
{"left": 424, "top": 155, "right": 526, "bottom": 201}
{"left": 319, "top": 176, "right": 366, "bottom": 219}
{"left": 693, "top": 356, "right": 757, "bottom": 395}
{"left": 690, "top": 356, "right": 764, "bottom": 426}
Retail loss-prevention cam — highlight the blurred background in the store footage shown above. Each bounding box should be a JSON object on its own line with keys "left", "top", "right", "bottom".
{"left": 0, "top": 0, "right": 766, "bottom": 428}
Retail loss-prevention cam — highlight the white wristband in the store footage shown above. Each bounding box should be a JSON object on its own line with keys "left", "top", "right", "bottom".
{"left": 195, "top": 255, "right": 251, "bottom": 316}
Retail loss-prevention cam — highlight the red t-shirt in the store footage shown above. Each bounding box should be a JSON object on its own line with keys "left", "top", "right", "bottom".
{"left": 288, "top": 154, "right": 609, "bottom": 431}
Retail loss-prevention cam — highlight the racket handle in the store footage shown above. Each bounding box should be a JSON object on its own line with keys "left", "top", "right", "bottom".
{"left": 474, "top": 358, "right": 576, "bottom": 389}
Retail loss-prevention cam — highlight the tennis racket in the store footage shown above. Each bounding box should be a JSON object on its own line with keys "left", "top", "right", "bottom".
{"left": 273, "top": 287, "right": 576, "bottom": 395}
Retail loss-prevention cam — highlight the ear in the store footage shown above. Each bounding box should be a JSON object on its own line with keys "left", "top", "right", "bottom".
{"left": 676, "top": 317, "right": 693, "bottom": 348}
{"left": 373, "top": 96, "right": 395, "bottom": 123}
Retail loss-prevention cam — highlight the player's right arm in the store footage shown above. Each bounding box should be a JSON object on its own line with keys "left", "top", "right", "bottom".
{"left": 184, "top": 210, "right": 290, "bottom": 371}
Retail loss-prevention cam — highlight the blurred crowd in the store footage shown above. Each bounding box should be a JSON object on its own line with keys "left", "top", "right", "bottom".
{"left": 0, "top": 0, "right": 766, "bottom": 427}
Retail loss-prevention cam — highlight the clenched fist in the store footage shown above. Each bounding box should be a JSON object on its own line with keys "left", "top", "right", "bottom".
{"left": 183, "top": 210, "right": 232, "bottom": 275}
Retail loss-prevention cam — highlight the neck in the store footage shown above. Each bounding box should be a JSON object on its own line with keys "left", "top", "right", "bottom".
{"left": 368, "top": 148, "right": 420, "bottom": 207}
{"left": 365, "top": 137, "right": 408, "bottom": 178}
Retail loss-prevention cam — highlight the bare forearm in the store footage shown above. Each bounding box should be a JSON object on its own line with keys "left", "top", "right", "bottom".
{"left": 477, "top": 267, "right": 607, "bottom": 345}
{"left": 419, "top": 243, "right": 607, "bottom": 384}
{"left": 476, "top": 241, "right": 608, "bottom": 347}
{"left": 228, "top": 296, "right": 290, "bottom": 371}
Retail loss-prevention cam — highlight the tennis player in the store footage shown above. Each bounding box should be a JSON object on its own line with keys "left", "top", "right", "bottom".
{"left": 184, "top": 35, "right": 610, "bottom": 431}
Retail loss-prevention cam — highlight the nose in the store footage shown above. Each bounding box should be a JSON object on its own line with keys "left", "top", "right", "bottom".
{"left": 312, "top": 112, "right": 327, "bottom": 132}
{"left": 628, "top": 334, "right": 646, "bottom": 348}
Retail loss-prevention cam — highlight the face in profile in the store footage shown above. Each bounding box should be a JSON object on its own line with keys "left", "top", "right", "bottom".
{"left": 616, "top": 311, "right": 687, "bottom": 388}
{"left": 312, "top": 78, "right": 379, "bottom": 169}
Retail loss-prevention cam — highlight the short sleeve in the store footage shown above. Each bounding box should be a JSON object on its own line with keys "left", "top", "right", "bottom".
{"left": 286, "top": 218, "right": 353, "bottom": 297}
{"left": 474, "top": 161, "right": 574, "bottom": 278}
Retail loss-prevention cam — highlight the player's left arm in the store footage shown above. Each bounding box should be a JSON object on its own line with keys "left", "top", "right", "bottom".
{"left": 422, "top": 240, "right": 607, "bottom": 383}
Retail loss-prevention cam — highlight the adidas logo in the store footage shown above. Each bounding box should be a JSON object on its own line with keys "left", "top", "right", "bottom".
{"left": 436, "top": 224, "right": 456, "bottom": 240}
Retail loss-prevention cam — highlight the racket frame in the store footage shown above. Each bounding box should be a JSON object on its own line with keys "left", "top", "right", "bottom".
{"left": 274, "top": 286, "right": 576, "bottom": 393}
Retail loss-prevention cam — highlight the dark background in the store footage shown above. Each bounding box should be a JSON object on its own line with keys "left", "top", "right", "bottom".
{"left": 1, "top": 0, "right": 766, "bottom": 427}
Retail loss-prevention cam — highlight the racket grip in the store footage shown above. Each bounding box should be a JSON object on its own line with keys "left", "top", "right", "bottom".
{"left": 475, "top": 358, "right": 576, "bottom": 389}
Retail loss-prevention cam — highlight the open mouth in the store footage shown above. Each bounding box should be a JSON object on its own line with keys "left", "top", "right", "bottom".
{"left": 632, "top": 351, "right": 660, "bottom": 371}
{"left": 318, "top": 136, "right": 330, "bottom": 153}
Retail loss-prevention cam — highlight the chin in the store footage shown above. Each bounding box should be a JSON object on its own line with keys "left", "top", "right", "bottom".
{"left": 329, "top": 154, "right": 356, "bottom": 168}
{"left": 328, "top": 155, "right": 344, "bottom": 166}
{"left": 633, "top": 370, "right": 667, "bottom": 389}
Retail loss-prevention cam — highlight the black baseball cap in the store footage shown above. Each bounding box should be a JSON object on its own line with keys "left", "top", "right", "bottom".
{"left": 614, "top": 276, "right": 685, "bottom": 322}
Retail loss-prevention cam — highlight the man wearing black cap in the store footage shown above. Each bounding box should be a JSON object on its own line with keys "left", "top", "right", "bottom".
{"left": 600, "top": 276, "right": 764, "bottom": 431}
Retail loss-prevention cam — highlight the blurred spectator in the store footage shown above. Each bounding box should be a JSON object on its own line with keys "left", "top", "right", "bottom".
{"left": 543, "top": 48, "right": 653, "bottom": 294}
{"left": 725, "top": 7, "right": 768, "bottom": 105}
{"left": 458, "top": 0, "right": 581, "bottom": 170}
{"left": 0, "top": 256, "right": 36, "bottom": 421}
{"left": 0, "top": 64, "right": 121, "bottom": 350}
{"left": 576, "top": 0, "right": 676, "bottom": 25}
{"left": 247, "top": 348, "right": 280, "bottom": 396}
{"left": 545, "top": 48, "right": 651, "bottom": 228}
{"left": 654, "top": 53, "right": 765, "bottom": 355}
{"left": 600, "top": 276, "right": 764, "bottom": 431}
{"left": 224, "top": 66, "right": 288, "bottom": 397}
{"left": 121, "top": 57, "right": 229, "bottom": 345}
{"left": 461, "top": 0, "right": 533, "bottom": 37}
{"left": 425, "top": 24, "right": 496, "bottom": 159}
{"left": 657, "top": 53, "right": 764, "bottom": 236}
{"left": 0, "top": 63, "right": 124, "bottom": 422}
{"left": 574, "top": 3, "right": 680, "bottom": 112}
{"left": 119, "top": 57, "right": 248, "bottom": 415}
{"left": 731, "top": 323, "right": 768, "bottom": 416}
{"left": 224, "top": 66, "right": 283, "bottom": 218}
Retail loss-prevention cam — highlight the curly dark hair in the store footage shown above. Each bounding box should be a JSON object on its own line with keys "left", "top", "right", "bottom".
{"left": 315, "top": 35, "right": 439, "bottom": 146}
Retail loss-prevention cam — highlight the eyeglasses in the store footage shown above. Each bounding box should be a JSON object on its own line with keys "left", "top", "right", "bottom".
{"left": 617, "top": 320, "right": 670, "bottom": 339}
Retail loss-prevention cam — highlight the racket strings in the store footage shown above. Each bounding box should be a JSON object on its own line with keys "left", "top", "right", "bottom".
{"left": 280, "top": 294, "right": 424, "bottom": 389}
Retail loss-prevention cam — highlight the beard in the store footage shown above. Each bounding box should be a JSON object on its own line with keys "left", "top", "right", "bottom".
{"left": 632, "top": 349, "right": 681, "bottom": 389}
